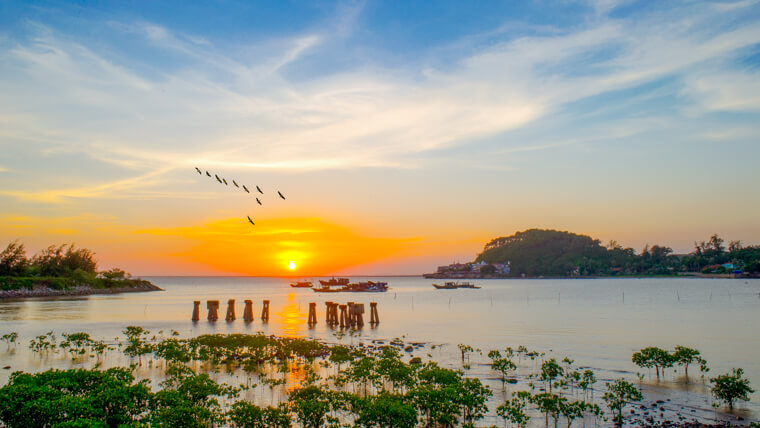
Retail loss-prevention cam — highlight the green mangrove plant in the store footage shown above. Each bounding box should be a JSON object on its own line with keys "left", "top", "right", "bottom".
{"left": 602, "top": 378, "right": 642, "bottom": 426}
{"left": 710, "top": 368, "right": 754, "bottom": 410}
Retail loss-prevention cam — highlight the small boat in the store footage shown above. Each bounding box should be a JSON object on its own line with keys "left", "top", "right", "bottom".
{"left": 432, "top": 281, "right": 481, "bottom": 289}
{"left": 290, "top": 281, "right": 313, "bottom": 288}
{"left": 319, "top": 277, "right": 350, "bottom": 286}
{"left": 347, "top": 281, "right": 388, "bottom": 292}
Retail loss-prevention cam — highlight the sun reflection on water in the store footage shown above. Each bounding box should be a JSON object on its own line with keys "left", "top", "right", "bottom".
{"left": 273, "top": 293, "right": 309, "bottom": 390}
{"left": 285, "top": 360, "right": 306, "bottom": 392}
{"left": 276, "top": 293, "right": 307, "bottom": 338}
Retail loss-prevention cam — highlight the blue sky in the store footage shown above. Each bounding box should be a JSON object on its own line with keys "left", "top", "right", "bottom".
{"left": 1, "top": 0, "right": 760, "bottom": 274}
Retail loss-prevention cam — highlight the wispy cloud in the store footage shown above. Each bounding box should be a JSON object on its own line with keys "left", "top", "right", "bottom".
{"left": 684, "top": 69, "right": 760, "bottom": 113}
{"left": 0, "top": 1, "right": 759, "bottom": 205}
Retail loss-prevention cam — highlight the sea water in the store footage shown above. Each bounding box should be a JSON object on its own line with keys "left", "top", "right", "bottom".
{"left": 1, "top": 277, "right": 758, "bottom": 425}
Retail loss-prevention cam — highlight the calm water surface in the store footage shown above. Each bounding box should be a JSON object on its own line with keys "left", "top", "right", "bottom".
{"left": 1, "top": 277, "right": 759, "bottom": 424}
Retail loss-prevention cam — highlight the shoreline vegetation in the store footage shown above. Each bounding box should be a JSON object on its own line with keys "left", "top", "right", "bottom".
{"left": 425, "top": 229, "right": 760, "bottom": 280}
{"left": 0, "top": 241, "right": 161, "bottom": 299}
{"left": 0, "top": 328, "right": 754, "bottom": 427}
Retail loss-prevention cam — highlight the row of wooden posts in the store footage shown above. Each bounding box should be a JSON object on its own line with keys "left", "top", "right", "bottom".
{"left": 192, "top": 299, "right": 379, "bottom": 328}
{"left": 317, "top": 301, "right": 380, "bottom": 328}
{"left": 192, "top": 299, "right": 269, "bottom": 323}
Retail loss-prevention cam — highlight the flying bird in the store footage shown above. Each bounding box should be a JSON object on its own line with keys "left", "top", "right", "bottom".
{"left": 278, "top": 191, "right": 286, "bottom": 200}
{"left": 233, "top": 180, "right": 239, "bottom": 188}
{"left": 223, "top": 178, "right": 228, "bottom": 185}
{"left": 256, "top": 185, "right": 263, "bottom": 194}
{"left": 195, "top": 167, "right": 201, "bottom": 174}
{"left": 214, "top": 174, "right": 222, "bottom": 183}
{"left": 247, "top": 216, "right": 255, "bottom": 226}
{"left": 242, "top": 185, "right": 250, "bottom": 193}
{"left": 206, "top": 171, "right": 211, "bottom": 177}
{"left": 256, "top": 198, "right": 262, "bottom": 205}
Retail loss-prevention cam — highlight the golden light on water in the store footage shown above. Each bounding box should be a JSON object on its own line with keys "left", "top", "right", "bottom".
{"left": 276, "top": 293, "right": 307, "bottom": 338}
{"left": 288, "top": 261, "right": 296, "bottom": 270}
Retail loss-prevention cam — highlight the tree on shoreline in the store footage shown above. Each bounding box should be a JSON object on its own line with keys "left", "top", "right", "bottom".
{"left": 632, "top": 347, "right": 675, "bottom": 379}
{"left": 673, "top": 346, "right": 706, "bottom": 379}
{"left": 31, "top": 244, "right": 97, "bottom": 277}
{"left": 497, "top": 394, "right": 530, "bottom": 428}
{"left": 602, "top": 378, "right": 642, "bottom": 426}
{"left": 711, "top": 368, "right": 754, "bottom": 411}
{"left": 540, "top": 358, "right": 564, "bottom": 393}
{"left": 0, "top": 241, "right": 28, "bottom": 276}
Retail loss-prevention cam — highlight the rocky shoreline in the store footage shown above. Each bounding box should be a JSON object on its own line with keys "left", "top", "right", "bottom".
{"left": 0, "top": 282, "right": 162, "bottom": 299}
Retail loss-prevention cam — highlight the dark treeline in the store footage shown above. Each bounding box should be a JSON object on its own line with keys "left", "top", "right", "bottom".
{"left": 0, "top": 241, "right": 99, "bottom": 277}
{"left": 0, "top": 240, "right": 142, "bottom": 291}
{"left": 476, "top": 229, "right": 760, "bottom": 277}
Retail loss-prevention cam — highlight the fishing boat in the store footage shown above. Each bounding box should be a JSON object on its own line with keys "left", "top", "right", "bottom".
{"left": 346, "top": 281, "right": 388, "bottom": 292}
{"left": 432, "top": 281, "right": 481, "bottom": 289}
{"left": 313, "top": 280, "right": 389, "bottom": 293}
{"left": 319, "top": 277, "right": 350, "bottom": 286}
{"left": 290, "top": 281, "right": 314, "bottom": 288}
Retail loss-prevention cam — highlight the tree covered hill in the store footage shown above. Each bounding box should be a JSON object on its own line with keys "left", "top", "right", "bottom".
{"left": 474, "top": 229, "right": 760, "bottom": 277}
{"left": 476, "top": 229, "right": 610, "bottom": 277}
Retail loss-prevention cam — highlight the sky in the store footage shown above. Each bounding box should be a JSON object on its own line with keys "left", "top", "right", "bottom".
{"left": 1, "top": 0, "right": 760, "bottom": 276}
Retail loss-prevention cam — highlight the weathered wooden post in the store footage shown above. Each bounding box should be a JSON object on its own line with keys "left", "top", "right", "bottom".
{"left": 354, "top": 303, "right": 365, "bottom": 328}
{"left": 308, "top": 302, "right": 317, "bottom": 326}
{"left": 261, "top": 300, "right": 270, "bottom": 322}
{"left": 207, "top": 300, "right": 219, "bottom": 321}
{"left": 331, "top": 303, "right": 339, "bottom": 326}
{"left": 339, "top": 304, "right": 347, "bottom": 328}
{"left": 369, "top": 302, "right": 379, "bottom": 325}
{"left": 243, "top": 300, "right": 254, "bottom": 323}
{"left": 325, "top": 302, "right": 333, "bottom": 324}
{"left": 192, "top": 300, "right": 200, "bottom": 322}
{"left": 347, "top": 302, "right": 355, "bottom": 327}
{"left": 225, "top": 299, "right": 236, "bottom": 322}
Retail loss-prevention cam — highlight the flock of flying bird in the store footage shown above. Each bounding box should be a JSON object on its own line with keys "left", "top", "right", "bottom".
{"left": 194, "top": 167, "right": 285, "bottom": 226}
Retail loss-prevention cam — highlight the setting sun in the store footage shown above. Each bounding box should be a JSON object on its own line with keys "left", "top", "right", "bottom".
{"left": 288, "top": 261, "right": 296, "bottom": 270}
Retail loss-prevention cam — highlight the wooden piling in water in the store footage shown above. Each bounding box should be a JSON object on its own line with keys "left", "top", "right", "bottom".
{"left": 192, "top": 301, "right": 200, "bottom": 321}
{"left": 347, "top": 302, "right": 355, "bottom": 327}
{"left": 243, "top": 300, "right": 254, "bottom": 322}
{"left": 325, "top": 302, "right": 339, "bottom": 326}
{"left": 261, "top": 300, "right": 270, "bottom": 322}
{"left": 308, "top": 302, "right": 317, "bottom": 326}
{"left": 354, "top": 303, "right": 365, "bottom": 328}
{"left": 225, "top": 299, "right": 236, "bottom": 322}
{"left": 331, "top": 303, "right": 339, "bottom": 325}
{"left": 369, "top": 302, "right": 379, "bottom": 325}
{"left": 207, "top": 300, "right": 219, "bottom": 321}
{"left": 339, "top": 304, "right": 347, "bottom": 328}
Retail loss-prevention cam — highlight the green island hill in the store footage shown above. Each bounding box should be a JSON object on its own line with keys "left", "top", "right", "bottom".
{"left": 425, "top": 229, "right": 760, "bottom": 279}
{"left": 0, "top": 241, "right": 161, "bottom": 299}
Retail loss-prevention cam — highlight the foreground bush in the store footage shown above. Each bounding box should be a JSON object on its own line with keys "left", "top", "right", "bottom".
{"left": 0, "top": 368, "right": 151, "bottom": 427}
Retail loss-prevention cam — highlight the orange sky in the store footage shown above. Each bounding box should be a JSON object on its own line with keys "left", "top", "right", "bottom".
{"left": 138, "top": 217, "right": 417, "bottom": 276}
{"left": 0, "top": 212, "right": 489, "bottom": 276}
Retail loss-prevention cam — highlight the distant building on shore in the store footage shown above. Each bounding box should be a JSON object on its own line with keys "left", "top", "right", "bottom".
{"left": 426, "top": 261, "right": 510, "bottom": 278}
